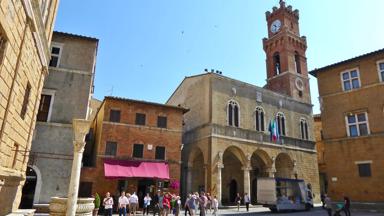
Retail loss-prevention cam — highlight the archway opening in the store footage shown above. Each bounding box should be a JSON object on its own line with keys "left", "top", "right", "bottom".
{"left": 191, "top": 150, "right": 205, "bottom": 192}
{"left": 19, "top": 166, "right": 37, "bottom": 209}
{"left": 275, "top": 153, "right": 294, "bottom": 178}
{"left": 250, "top": 150, "right": 271, "bottom": 204}
{"left": 222, "top": 147, "right": 244, "bottom": 205}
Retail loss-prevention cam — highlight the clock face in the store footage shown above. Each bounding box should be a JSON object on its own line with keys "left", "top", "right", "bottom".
{"left": 295, "top": 78, "right": 304, "bottom": 91}
{"left": 270, "top": 20, "right": 282, "bottom": 33}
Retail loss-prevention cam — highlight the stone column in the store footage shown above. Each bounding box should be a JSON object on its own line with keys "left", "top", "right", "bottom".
{"left": 216, "top": 151, "right": 224, "bottom": 206}
{"left": 242, "top": 166, "right": 252, "bottom": 198}
{"left": 216, "top": 163, "right": 224, "bottom": 206}
{"left": 268, "top": 157, "right": 276, "bottom": 178}
{"left": 66, "top": 119, "right": 90, "bottom": 216}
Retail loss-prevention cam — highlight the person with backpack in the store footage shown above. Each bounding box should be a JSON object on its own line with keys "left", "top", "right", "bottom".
{"left": 103, "top": 192, "right": 114, "bottom": 216}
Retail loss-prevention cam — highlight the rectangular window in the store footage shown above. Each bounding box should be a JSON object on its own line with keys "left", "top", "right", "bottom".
{"left": 358, "top": 163, "right": 371, "bottom": 177}
{"left": 157, "top": 116, "right": 167, "bottom": 128}
{"left": 341, "top": 69, "right": 360, "bottom": 91}
{"left": 37, "top": 94, "right": 52, "bottom": 122}
{"left": 49, "top": 44, "right": 62, "bottom": 67}
{"left": 133, "top": 144, "right": 144, "bottom": 158}
{"left": 378, "top": 61, "right": 384, "bottom": 82}
{"left": 20, "top": 82, "right": 31, "bottom": 119}
{"left": 346, "top": 112, "right": 369, "bottom": 137}
{"left": 109, "top": 109, "right": 121, "bottom": 122}
{"left": 155, "top": 146, "right": 166, "bottom": 160}
{"left": 105, "top": 141, "right": 117, "bottom": 156}
{"left": 135, "top": 113, "right": 146, "bottom": 125}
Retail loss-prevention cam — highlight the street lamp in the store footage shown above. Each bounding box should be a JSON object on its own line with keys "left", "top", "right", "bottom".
{"left": 66, "top": 119, "right": 90, "bottom": 216}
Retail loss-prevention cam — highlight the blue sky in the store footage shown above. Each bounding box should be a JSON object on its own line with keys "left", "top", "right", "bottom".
{"left": 54, "top": 0, "right": 384, "bottom": 114}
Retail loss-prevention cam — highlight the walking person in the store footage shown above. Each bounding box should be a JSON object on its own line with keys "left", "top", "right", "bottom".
{"left": 153, "top": 190, "right": 162, "bottom": 216}
{"left": 324, "top": 194, "right": 333, "bottom": 216}
{"left": 143, "top": 193, "right": 152, "bottom": 215}
{"left": 198, "top": 192, "right": 207, "bottom": 216}
{"left": 175, "top": 196, "right": 181, "bottom": 216}
{"left": 129, "top": 192, "right": 139, "bottom": 216}
{"left": 184, "top": 194, "right": 192, "bottom": 216}
{"left": 343, "top": 195, "right": 351, "bottom": 216}
{"left": 244, "top": 193, "right": 250, "bottom": 212}
{"left": 118, "top": 191, "right": 130, "bottom": 216}
{"left": 163, "top": 192, "right": 171, "bottom": 216}
{"left": 187, "top": 194, "right": 196, "bottom": 216}
{"left": 321, "top": 193, "right": 325, "bottom": 209}
{"left": 235, "top": 193, "right": 242, "bottom": 211}
{"left": 205, "top": 193, "right": 212, "bottom": 215}
{"left": 212, "top": 196, "right": 218, "bottom": 216}
{"left": 103, "top": 192, "right": 114, "bottom": 216}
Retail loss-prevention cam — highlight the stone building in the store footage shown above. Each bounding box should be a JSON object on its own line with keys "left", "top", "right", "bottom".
{"left": 313, "top": 114, "right": 326, "bottom": 194}
{"left": 21, "top": 32, "right": 98, "bottom": 210}
{"left": 167, "top": 1, "right": 320, "bottom": 205}
{"left": 0, "top": 0, "right": 59, "bottom": 214}
{"left": 80, "top": 96, "right": 187, "bottom": 208}
{"left": 310, "top": 48, "right": 384, "bottom": 202}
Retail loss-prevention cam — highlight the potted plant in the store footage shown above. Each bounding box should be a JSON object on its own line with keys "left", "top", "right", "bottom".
{"left": 93, "top": 193, "right": 101, "bottom": 216}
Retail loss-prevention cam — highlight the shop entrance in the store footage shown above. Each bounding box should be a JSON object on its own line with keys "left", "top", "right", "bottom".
{"left": 137, "top": 179, "right": 155, "bottom": 208}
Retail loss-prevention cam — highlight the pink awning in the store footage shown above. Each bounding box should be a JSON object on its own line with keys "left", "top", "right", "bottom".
{"left": 104, "top": 159, "right": 169, "bottom": 179}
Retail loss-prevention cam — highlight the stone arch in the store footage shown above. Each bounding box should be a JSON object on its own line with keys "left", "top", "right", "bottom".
{"left": 250, "top": 149, "right": 272, "bottom": 203}
{"left": 221, "top": 146, "right": 246, "bottom": 205}
{"left": 275, "top": 153, "right": 294, "bottom": 178}
{"left": 187, "top": 147, "right": 206, "bottom": 193}
{"left": 19, "top": 165, "right": 42, "bottom": 209}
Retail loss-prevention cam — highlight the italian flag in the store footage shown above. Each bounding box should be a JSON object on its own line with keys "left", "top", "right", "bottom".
{"left": 268, "top": 118, "right": 280, "bottom": 142}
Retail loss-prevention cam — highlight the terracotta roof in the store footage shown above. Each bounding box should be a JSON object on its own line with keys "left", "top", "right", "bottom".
{"left": 53, "top": 31, "right": 99, "bottom": 42}
{"left": 309, "top": 48, "right": 384, "bottom": 77}
{"left": 105, "top": 96, "right": 189, "bottom": 113}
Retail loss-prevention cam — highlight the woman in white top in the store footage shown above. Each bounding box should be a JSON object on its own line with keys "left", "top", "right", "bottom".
{"left": 103, "top": 192, "right": 114, "bottom": 216}
{"left": 143, "top": 193, "right": 152, "bottom": 215}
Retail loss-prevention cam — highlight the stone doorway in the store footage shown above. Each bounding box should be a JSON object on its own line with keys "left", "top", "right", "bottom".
{"left": 19, "top": 167, "right": 37, "bottom": 209}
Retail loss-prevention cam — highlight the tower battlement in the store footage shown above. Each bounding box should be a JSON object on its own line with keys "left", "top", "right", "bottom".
{"left": 266, "top": 1, "right": 299, "bottom": 20}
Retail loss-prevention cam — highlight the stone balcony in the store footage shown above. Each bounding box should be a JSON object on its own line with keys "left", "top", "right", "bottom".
{"left": 183, "top": 123, "right": 316, "bottom": 151}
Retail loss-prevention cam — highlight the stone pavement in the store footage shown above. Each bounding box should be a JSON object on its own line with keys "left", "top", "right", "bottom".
{"left": 35, "top": 207, "right": 384, "bottom": 216}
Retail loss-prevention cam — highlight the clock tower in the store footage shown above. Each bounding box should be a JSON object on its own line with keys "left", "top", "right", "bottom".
{"left": 263, "top": 0, "right": 311, "bottom": 104}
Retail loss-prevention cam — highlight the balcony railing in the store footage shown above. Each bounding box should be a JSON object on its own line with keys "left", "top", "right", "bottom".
{"left": 183, "top": 124, "right": 316, "bottom": 151}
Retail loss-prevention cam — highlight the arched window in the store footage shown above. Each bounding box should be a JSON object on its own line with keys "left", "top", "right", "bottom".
{"left": 295, "top": 51, "right": 301, "bottom": 74}
{"left": 228, "top": 101, "right": 239, "bottom": 127}
{"left": 276, "top": 112, "right": 286, "bottom": 136}
{"left": 300, "top": 118, "right": 309, "bottom": 140}
{"left": 255, "top": 107, "right": 265, "bottom": 132}
{"left": 273, "top": 52, "right": 281, "bottom": 75}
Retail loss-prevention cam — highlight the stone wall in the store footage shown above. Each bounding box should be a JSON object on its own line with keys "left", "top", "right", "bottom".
{"left": 0, "top": 0, "right": 58, "bottom": 214}
{"left": 30, "top": 32, "right": 97, "bottom": 205}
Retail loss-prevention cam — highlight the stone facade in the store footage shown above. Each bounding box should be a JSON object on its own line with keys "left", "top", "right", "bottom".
{"left": 0, "top": 0, "right": 59, "bottom": 214}
{"left": 25, "top": 32, "right": 98, "bottom": 208}
{"left": 80, "top": 97, "right": 187, "bottom": 207}
{"left": 167, "top": 73, "right": 320, "bottom": 205}
{"left": 167, "top": 1, "right": 320, "bottom": 205}
{"left": 310, "top": 49, "right": 384, "bottom": 202}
